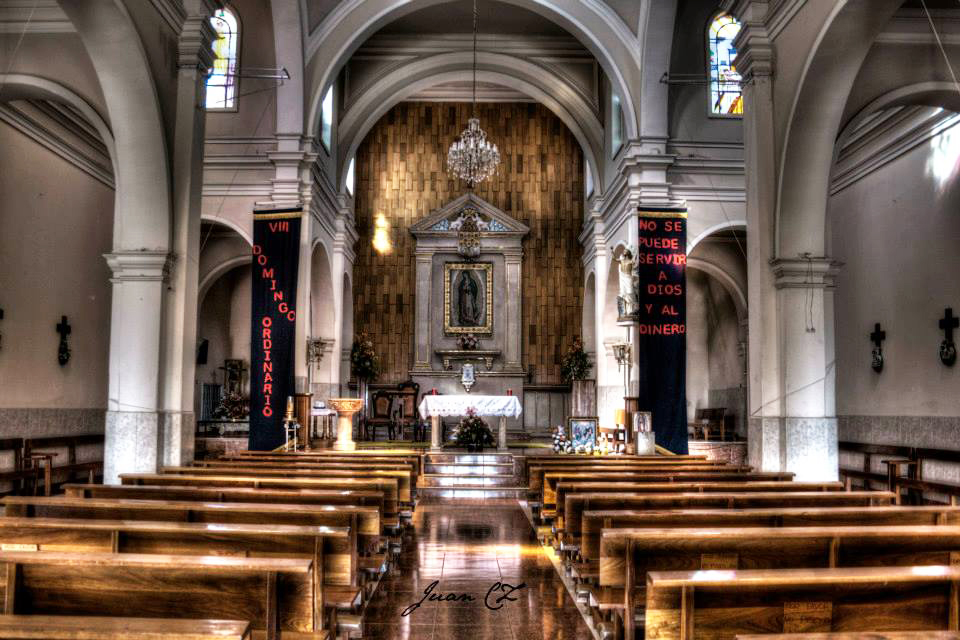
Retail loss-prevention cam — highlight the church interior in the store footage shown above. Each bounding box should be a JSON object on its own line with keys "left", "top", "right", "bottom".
{"left": 1, "top": 0, "right": 960, "bottom": 638}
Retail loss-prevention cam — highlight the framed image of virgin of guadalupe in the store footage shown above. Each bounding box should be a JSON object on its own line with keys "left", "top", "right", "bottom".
{"left": 444, "top": 262, "right": 493, "bottom": 335}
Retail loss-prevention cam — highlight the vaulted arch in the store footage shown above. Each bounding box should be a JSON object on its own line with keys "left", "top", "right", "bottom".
{"left": 337, "top": 52, "right": 603, "bottom": 194}
{"left": 304, "top": 0, "right": 641, "bottom": 146}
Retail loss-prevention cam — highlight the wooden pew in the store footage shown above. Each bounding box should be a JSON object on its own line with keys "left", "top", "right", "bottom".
{"left": 62, "top": 483, "right": 385, "bottom": 516}
{"left": 117, "top": 474, "right": 401, "bottom": 524}
{"left": 560, "top": 491, "right": 895, "bottom": 547}
{"left": 23, "top": 435, "right": 103, "bottom": 494}
{"left": 0, "top": 517, "right": 346, "bottom": 630}
{"left": 645, "top": 565, "right": 960, "bottom": 640}
{"left": 580, "top": 503, "right": 960, "bottom": 566}
{"left": 738, "top": 633, "right": 960, "bottom": 640}
{"left": 233, "top": 451, "right": 422, "bottom": 477}
{"left": 551, "top": 481, "right": 845, "bottom": 526}
{"left": 0, "top": 439, "right": 39, "bottom": 497}
{"left": 526, "top": 460, "right": 727, "bottom": 493}
{"left": 0, "top": 551, "right": 317, "bottom": 640}
{"left": 542, "top": 471, "right": 793, "bottom": 507}
{"left": 0, "top": 615, "right": 254, "bottom": 639}
{"left": 613, "top": 525, "right": 960, "bottom": 640}
{"left": 187, "top": 462, "right": 416, "bottom": 505}
{"left": 2, "top": 496, "right": 378, "bottom": 573}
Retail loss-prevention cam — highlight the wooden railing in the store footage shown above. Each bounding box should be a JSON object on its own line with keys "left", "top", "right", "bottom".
{"left": 839, "top": 440, "right": 960, "bottom": 505}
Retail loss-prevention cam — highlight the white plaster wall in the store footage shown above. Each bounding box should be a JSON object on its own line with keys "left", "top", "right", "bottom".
{"left": 686, "top": 270, "right": 710, "bottom": 418}
{"left": 0, "top": 123, "right": 113, "bottom": 409}
{"left": 830, "top": 127, "right": 960, "bottom": 418}
{"left": 195, "top": 266, "right": 251, "bottom": 397}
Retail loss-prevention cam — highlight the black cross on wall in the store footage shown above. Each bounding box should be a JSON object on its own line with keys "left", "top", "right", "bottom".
{"left": 870, "top": 323, "right": 886, "bottom": 348}
{"left": 941, "top": 308, "right": 958, "bottom": 342}
{"left": 56, "top": 315, "right": 71, "bottom": 366}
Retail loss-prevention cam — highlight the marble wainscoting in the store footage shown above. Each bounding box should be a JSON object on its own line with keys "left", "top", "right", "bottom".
{"left": 0, "top": 408, "right": 104, "bottom": 438}
{"left": 839, "top": 415, "right": 960, "bottom": 486}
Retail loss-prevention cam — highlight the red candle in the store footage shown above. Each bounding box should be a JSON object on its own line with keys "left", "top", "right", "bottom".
{"left": 507, "top": 389, "right": 513, "bottom": 396}
{"left": 432, "top": 388, "right": 438, "bottom": 395}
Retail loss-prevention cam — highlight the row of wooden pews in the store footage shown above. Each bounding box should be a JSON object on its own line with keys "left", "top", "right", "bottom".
{"left": 0, "top": 448, "right": 421, "bottom": 639}
{"left": 526, "top": 451, "right": 960, "bottom": 639}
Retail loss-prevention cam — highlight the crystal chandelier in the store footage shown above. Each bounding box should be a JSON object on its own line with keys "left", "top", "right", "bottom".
{"left": 447, "top": 0, "right": 500, "bottom": 187}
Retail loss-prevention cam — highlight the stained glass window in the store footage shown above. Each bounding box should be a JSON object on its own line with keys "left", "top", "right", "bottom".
{"left": 709, "top": 12, "right": 743, "bottom": 116}
{"left": 321, "top": 86, "right": 334, "bottom": 151}
{"left": 206, "top": 8, "right": 239, "bottom": 110}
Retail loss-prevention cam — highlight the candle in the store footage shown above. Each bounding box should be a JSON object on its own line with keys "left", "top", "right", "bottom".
{"left": 507, "top": 389, "right": 513, "bottom": 396}
{"left": 286, "top": 396, "right": 293, "bottom": 413}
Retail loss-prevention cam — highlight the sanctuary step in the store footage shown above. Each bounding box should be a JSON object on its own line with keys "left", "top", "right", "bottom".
{"left": 418, "top": 453, "right": 525, "bottom": 499}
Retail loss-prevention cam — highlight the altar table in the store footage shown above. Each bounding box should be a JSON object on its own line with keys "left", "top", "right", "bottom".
{"left": 418, "top": 395, "right": 523, "bottom": 451}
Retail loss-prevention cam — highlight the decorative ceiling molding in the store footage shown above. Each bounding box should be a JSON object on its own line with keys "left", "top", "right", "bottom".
{"left": 147, "top": 0, "right": 187, "bottom": 34}
{"left": 830, "top": 105, "right": 960, "bottom": 195}
{"left": 0, "top": 99, "right": 113, "bottom": 188}
{"left": 0, "top": 0, "right": 73, "bottom": 33}
{"left": 876, "top": 12, "right": 960, "bottom": 46}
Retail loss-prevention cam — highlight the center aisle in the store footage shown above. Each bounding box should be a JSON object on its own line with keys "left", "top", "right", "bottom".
{"left": 363, "top": 499, "right": 591, "bottom": 639}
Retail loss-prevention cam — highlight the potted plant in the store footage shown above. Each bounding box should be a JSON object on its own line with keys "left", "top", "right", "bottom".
{"left": 350, "top": 333, "right": 381, "bottom": 435}
{"left": 561, "top": 337, "right": 596, "bottom": 416}
{"left": 453, "top": 407, "right": 495, "bottom": 452}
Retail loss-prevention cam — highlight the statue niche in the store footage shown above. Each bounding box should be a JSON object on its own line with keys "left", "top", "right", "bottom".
{"left": 410, "top": 193, "right": 528, "bottom": 390}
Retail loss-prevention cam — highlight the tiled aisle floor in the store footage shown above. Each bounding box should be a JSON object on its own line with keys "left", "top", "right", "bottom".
{"left": 363, "top": 499, "right": 592, "bottom": 639}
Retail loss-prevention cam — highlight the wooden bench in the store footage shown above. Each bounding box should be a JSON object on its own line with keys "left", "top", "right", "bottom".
{"left": 232, "top": 451, "right": 423, "bottom": 478}
{"left": 184, "top": 463, "right": 416, "bottom": 504}
{"left": 580, "top": 503, "right": 959, "bottom": 566}
{"left": 0, "top": 551, "right": 317, "bottom": 640}
{"left": 645, "top": 565, "right": 960, "bottom": 639}
{"left": 0, "top": 615, "right": 254, "bottom": 639}
{"left": 2, "top": 496, "right": 379, "bottom": 575}
{"left": 560, "top": 491, "right": 895, "bottom": 546}
{"left": 526, "top": 459, "right": 726, "bottom": 491}
{"left": 23, "top": 435, "right": 103, "bottom": 495}
{"left": 0, "top": 516, "right": 348, "bottom": 631}
{"left": 0, "top": 439, "right": 39, "bottom": 498}
{"left": 550, "top": 481, "right": 845, "bottom": 525}
{"left": 608, "top": 523, "right": 960, "bottom": 638}
{"left": 118, "top": 474, "right": 401, "bottom": 524}
{"left": 542, "top": 471, "right": 793, "bottom": 507}
{"left": 63, "top": 483, "right": 385, "bottom": 516}
{"left": 738, "top": 633, "right": 960, "bottom": 640}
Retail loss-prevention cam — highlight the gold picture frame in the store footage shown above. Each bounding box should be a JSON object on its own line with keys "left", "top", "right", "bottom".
{"left": 444, "top": 262, "right": 493, "bottom": 335}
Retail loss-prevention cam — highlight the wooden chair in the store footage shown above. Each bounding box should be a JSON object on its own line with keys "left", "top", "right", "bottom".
{"left": 687, "top": 407, "right": 726, "bottom": 441}
{"left": 395, "top": 380, "right": 420, "bottom": 441}
{"left": 365, "top": 391, "right": 395, "bottom": 441}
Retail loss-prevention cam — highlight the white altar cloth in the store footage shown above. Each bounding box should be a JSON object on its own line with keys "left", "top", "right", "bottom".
{"left": 418, "top": 394, "right": 523, "bottom": 420}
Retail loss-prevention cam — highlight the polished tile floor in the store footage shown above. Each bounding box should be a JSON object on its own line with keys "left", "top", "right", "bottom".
{"left": 363, "top": 499, "right": 592, "bottom": 639}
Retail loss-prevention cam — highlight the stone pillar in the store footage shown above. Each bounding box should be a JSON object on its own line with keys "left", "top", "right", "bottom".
{"left": 504, "top": 251, "right": 523, "bottom": 373}
{"left": 431, "top": 415, "right": 441, "bottom": 451}
{"left": 104, "top": 252, "right": 169, "bottom": 484}
{"left": 158, "top": 0, "right": 216, "bottom": 469}
{"left": 749, "top": 258, "right": 841, "bottom": 481}
{"left": 498, "top": 416, "right": 507, "bottom": 451}
{"left": 413, "top": 250, "right": 432, "bottom": 371}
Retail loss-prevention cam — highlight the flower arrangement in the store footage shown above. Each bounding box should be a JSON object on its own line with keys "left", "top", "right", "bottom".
{"left": 457, "top": 333, "right": 479, "bottom": 351}
{"left": 552, "top": 425, "right": 571, "bottom": 454}
{"left": 560, "top": 336, "right": 592, "bottom": 382}
{"left": 350, "top": 332, "right": 381, "bottom": 382}
{"left": 453, "top": 407, "right": 495, "bottom": 451}
{"left": 213, "top": 392, "right": 248, "bottom": 421}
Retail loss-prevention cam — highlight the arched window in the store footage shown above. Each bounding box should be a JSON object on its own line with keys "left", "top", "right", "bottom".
{"left": 206, "top": 8, "right": 240, "bottom": 110}
{"left": 708, "top": 12, "right": 742, "bottom": 116}
{"left": 320, "top": 86, "right": 334, "bottom": 152}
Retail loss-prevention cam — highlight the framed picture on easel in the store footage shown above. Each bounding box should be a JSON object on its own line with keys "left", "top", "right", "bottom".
{"left": 568, "top": 417, "right": 598, "bottom": 449}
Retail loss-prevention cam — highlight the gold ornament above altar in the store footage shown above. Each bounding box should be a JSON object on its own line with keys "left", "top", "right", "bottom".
{"left": 454, "top": 208, "right": 482, "bottom": 259}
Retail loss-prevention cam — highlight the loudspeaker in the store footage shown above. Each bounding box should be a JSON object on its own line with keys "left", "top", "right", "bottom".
{"left": 196, "top": 338, "right": 209, "bottom": 365}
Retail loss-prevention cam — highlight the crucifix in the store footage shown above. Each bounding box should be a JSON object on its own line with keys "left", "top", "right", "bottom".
{"left": 870, "top": 323, "right": 886, "bottom": 373}
{"left": 56, "top": 315, "right": 71, "bottom": 366}
{"left": 940, "top": 308, "right": 958, "bottom": 366}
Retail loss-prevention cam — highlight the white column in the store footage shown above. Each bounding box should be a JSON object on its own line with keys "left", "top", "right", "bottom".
{"left": 103, "top": 252, "right": 169, "bottom": 484}
{"left": 158, "top": 1, "right": 216, "bottom": 468}
{"left": 498, "top": 416, "right": 507, "bottom": 451}
{"left": 504, "top": 250, "right": 523, "bottom": 373}
{"left": 430, "top": 415, "right": 441, "bottom": 451}
{"left": 413, "top": 250, "right": 433, "bottom": 371}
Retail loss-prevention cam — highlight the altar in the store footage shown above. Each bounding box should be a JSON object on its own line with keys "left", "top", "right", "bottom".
{"left": 419, "top": 394, "right": 523, "bottom": 451}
